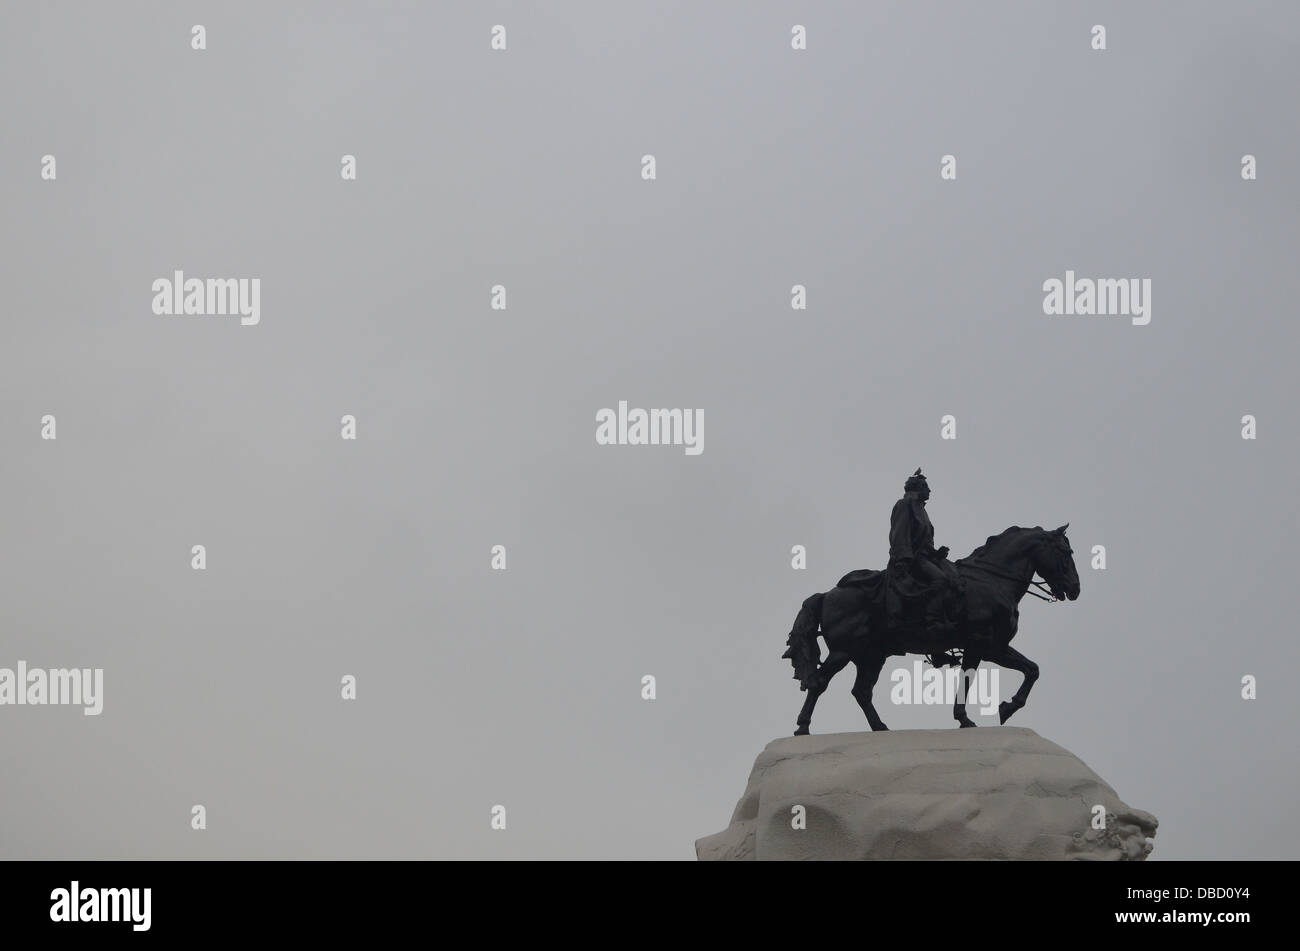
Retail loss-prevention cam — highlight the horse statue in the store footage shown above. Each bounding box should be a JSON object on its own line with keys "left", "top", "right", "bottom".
{"left": 781, "top": 524, "right": 1080, "bottom": 734}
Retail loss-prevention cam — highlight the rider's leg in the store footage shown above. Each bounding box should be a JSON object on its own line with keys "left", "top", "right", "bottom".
{"left": 913, "top": 558, "right": 950, "bottom": 628}
{"left": 912, "top": 557, "right": 946, "bottom": 590}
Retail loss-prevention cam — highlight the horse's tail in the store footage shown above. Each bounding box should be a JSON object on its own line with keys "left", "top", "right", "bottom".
{"left": 781, "top": 593, "right": 825, "bottom": 691}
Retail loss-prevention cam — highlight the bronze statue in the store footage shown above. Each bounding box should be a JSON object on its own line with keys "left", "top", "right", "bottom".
{"left": 886, "top": 469, "right": 965, "bottom": 636}
{"left": 782, "top": 470, "right": 1080, "bottom": 734}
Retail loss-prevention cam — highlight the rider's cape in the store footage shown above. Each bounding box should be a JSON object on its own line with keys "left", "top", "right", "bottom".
{"left": 837, "top": 567, "right": 887, "bottom": 591}
{"left": 835, "top": 565, "right": 929, "bottom": 618}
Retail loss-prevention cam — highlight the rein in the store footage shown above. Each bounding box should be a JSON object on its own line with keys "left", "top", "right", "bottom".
{"left": 960, "top": 560, "right": 1058, "bottom": 602}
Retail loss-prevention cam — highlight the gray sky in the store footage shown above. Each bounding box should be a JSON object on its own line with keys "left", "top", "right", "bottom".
{"left": 2, "top": 0, "right": 1297, "bottom": 859}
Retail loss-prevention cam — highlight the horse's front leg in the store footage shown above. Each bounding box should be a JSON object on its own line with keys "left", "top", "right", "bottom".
{"left": 953, "top": 651, "right": 981, "bottom": 728}
{"left": 988, "top": 644, "right": 1039, "bottom": 724}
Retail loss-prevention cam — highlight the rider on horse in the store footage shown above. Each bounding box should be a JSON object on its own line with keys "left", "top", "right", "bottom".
{"left": 887, "top": 468, "right": 966, "bottom": 636}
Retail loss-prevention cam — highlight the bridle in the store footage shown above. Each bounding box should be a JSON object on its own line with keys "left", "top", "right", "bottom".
{"left": 960, "top": 559, "right": 1060, "bottom": 602}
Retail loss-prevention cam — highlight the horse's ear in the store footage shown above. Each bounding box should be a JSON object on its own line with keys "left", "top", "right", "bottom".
{"left": 1054, "top": 523, "right": 1069, "bottom": 534}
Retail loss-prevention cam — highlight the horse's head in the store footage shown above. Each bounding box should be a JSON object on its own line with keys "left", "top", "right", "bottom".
{"left": 1031, "top": 524, "right": 1080, "bottom": 601}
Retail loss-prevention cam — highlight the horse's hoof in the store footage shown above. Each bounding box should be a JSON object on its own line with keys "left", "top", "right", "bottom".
{"left": 793, "top": 726, "right": 809, "bottom": 736}
{"left": 872, "top": 724, "right": 890, "bottom": 732}
{"left": 958, "top": 720, "right": 977, "bottom": 728}
{"left": 998, "top": 701, "right": 1017, "bottom": 724}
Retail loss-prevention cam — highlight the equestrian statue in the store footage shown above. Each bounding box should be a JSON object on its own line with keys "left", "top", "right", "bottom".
{"left": 781, "top": 469, "right": 1080, "bottom": 734}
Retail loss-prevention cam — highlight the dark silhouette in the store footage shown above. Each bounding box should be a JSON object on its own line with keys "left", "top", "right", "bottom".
{"left": 782, "top": 471, "right": 1080, "bottom": 734}
{"left": 885, "top": 469, "right": 966, "bottom": 636}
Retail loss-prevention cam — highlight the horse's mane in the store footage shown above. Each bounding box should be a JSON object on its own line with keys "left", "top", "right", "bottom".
{"left": 959, "top": 525, "right": 1041, "bottom": 563}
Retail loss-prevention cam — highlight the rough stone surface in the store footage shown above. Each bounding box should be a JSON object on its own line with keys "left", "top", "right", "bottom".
{"left": 696, "top": 727, "right": 1157, "bottom": 860}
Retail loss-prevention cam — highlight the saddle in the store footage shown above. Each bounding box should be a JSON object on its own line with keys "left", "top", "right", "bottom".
{"left": 837, "top": 564, "right": 970, "bottom": 641}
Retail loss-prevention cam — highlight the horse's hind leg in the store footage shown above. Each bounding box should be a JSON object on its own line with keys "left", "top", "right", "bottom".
{"left": 794, "top": 649, "right": 850, "bottom": 735}
{"left": 850, "top": 649, "right": 890, "bottom": 731}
